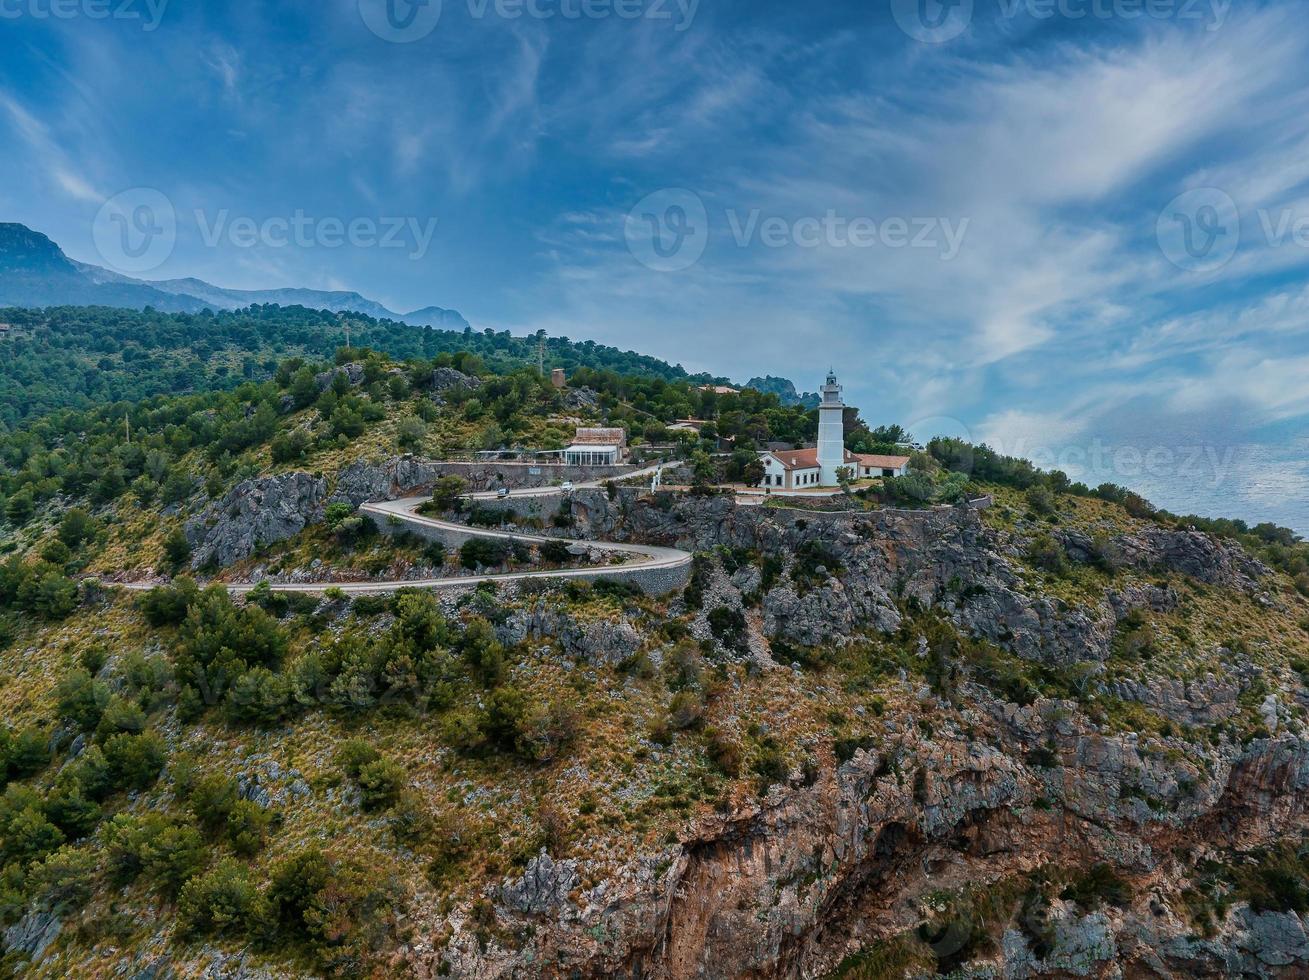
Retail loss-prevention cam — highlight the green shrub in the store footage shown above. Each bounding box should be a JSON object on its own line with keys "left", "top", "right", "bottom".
{"left": 177, "top": 859, "right": 265, "bottom": 937}
{"left": 706, "top": 606, "right": 748, "bottom": 653}
{"left": 357, "top": 758, "right": 406, "bottom": 812}
{"left": 459, "top": 537, "right": 510, "bottom": 569}
{"left": 457, "top": 618, "right": 506, "bottom": 688}
{"left": 226, "top": 800, "right": 275, "bottom": 856}
{"left": 225, "top": 666, "right": 292, "bottom": 725}
{"left": 430, "top": 475, "right": 467, "bottom": 510}
{"left": 1027, "top": 534, "right": 1070, "bottom": 577}
{"left": 1240, "top": 845, "right": 1309, "bottom": 914}
{"left": 138, "top": 577, "right": 200, "bottom": 627}
{"left": 95, "top": 696, "right": 147, "bottom": 741}
{"left": 30, "top": 845, "right": 97, "bottom": 911}
{"left": 0, "top": 787, "right": 64, "bottom": 865}
{"left": 43, "top": 776, "right": 102, "bottom": 839}
{"left": 162, "top": 527, "right": 191, "bottom": 567}
{"left": 57, "top": 509, "right": 95, "bottom": 550}
{"left": 103, "top": 732, "right": 166, "bottom": 791}
{"left": 1025, "top": 485, "right": 1057, "bottom": 516}
{"left": 539, "top": 539, "right": 571, "bottom": 564}
{"left": 422, "top": 541, "right": 447, "bottom": 567}
{"left": 187, "top": 774, "right": 239, "bottom": 831}
{"left": 142, "top": 820, "right": 208, "bottom": 896}
{"left": 753, "top": 737, "right": 789, "bottom": 790}
{"left": 2, "top": 726, "right": 51, "bottom": 781}
{"left": 61, "top": 746, "right": 112, "bottom": 802}
{"left": 265, "top": 847, "right": 401, "bottom": 967}
{"left": 335, "top": 739, "right": 381, "bottom": 780}
{"left": 1061, "top": 863, "right": 1133, "bottom": 910}
{"left": 704, "top": 726, "right": 742, "bottom": 776}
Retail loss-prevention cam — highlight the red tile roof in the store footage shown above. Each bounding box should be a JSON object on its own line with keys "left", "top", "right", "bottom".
{"left": 764, "top": 448, "right": 910, "bottom": 472}
{"left": 768, "top": 448, "right": 820, "bottom": 471}
{"left": 852, "top": 452, "right": 912, "bottom": 469}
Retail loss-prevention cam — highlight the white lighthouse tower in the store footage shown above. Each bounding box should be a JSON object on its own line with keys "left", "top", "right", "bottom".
{"left": 817, "top": 369, "right": 846, "bottom": 485}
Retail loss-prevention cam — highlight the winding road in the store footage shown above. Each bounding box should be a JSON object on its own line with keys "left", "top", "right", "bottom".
{"left": 117, "top": 464, "right": 693, "bottom": 597}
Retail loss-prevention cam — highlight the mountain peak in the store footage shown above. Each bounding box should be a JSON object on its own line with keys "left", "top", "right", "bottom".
{"left": 0, "top": 222, "right": 78, "bottom": 277}
{"left": 0, "top": 223, "right": 469, "bottom": 329}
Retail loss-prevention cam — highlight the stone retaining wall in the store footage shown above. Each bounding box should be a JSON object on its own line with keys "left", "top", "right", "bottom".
{"left": 422, "top": 461, "right": 634, "bottom": 493}
{"left": 331, "top": 456, "right": 636, "bottom": 506}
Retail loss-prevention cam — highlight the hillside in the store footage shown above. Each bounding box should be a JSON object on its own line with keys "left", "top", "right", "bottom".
{"left": 0, "top": 305, "right": 724, "bottom": 429}
{"left": 1, "top": 346, "right": 1309, "bottom": 979}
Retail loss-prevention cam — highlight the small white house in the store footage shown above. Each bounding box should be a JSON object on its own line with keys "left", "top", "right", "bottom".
{"left": 758, "top": 447, "right": 910, "bottom": 490}
{"left": 563, "top": 427, "right": 627, "bottom": 466}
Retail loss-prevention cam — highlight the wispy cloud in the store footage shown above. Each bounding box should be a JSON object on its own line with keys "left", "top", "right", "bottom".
{"left": 0, "top": 91, "right": 101, "bottom": 202}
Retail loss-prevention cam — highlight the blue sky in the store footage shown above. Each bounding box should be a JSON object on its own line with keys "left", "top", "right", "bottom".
{"left": 2, "top": 0, "right": 1308, "bottom": 529}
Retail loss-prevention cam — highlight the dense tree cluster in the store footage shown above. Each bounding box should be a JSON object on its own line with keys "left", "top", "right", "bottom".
{"left": 0, "top": 304, "right": 709, "bottom": 428}
{"left": 566, "top": 367, "right": 815, "bottom": 449}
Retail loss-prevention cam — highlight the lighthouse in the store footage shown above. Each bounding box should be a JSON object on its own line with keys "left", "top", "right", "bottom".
{"left": 817, "top": 369, "right": 846, "bottom": 485}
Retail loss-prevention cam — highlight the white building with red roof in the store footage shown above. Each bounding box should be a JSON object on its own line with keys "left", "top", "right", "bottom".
{"left": 757, "top": 372, "right": 910, "bottom": 489}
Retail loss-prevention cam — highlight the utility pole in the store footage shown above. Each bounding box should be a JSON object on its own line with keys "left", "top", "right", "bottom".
{"left": 536, "top": 332, "right": 545, "bottom": 376}
{"left": 125, "top": 412, "right": 131, "bottom": 446}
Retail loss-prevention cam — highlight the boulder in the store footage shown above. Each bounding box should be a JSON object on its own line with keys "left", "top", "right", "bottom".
{"left": 184, "top": 472, "right": 326, "bottom": 569}
{"left": 500, "top": 850, "right": 580, "bottom": 916}
{"left": 430, "top": 367, "right": 481, "bottom": 403}
{"left": 3, "top": 910, "right": 61, "bottom": 961}
{"left": 314, "top": 361, "right": 365, "bottom": 391}
{"left": 331, "top": 456, "right": 444, "bottom": 506}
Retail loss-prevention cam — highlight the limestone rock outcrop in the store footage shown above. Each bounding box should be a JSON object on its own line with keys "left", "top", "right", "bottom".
{"left": 184, "top": 472, "right": 326, "bottom": 569}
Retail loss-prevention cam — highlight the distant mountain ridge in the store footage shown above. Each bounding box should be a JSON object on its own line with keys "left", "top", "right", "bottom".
{"left": 0, "top": 222, "right": 469, "bottom": 329}
{"left": 0, "top": 222, "right": 820, "bottom": 407}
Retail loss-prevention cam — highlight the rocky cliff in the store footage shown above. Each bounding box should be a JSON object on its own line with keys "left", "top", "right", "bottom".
{"left": 161, "top": 460, "right": 1309, "bottom": 978}
{"left": 399, "top": 487, "right": 1309, "bottom": 977}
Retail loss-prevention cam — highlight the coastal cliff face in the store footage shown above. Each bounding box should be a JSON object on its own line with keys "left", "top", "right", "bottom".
{"left": 60, "top": 458, "right": 1309, "bottom": 978}
{"left": 381, "top": 484, "right": 1309, "bottom": 978}
{"left": 424, "top": 726, "right": 1309, "bottom": 979}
